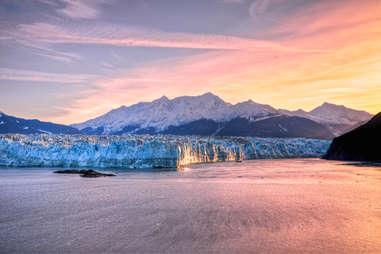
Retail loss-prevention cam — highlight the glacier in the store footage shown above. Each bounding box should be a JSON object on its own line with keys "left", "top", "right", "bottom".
{"left": 0, "top": 134, "right": 331, "bottom": 169}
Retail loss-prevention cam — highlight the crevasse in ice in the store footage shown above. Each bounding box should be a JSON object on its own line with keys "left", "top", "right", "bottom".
{"left": 0, "top": 134, "right": 331, "bottom": 168}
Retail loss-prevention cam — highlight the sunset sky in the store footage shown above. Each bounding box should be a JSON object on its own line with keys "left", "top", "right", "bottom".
{"left": 0, "top": 0, "right": 380, "bottom": 124}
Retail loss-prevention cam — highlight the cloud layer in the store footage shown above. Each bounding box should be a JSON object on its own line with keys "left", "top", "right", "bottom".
{"left": 8, "top": 21, "right": 326, "bottom": 53}
{"left": 0, "top": 68, "right": 96, "bottom": 83}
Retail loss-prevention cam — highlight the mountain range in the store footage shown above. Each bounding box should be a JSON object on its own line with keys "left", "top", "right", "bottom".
{"left": 71, "top": 93, "right": 372, "bottom": 139}
{"left": 1, "top": 93, "right": 373, "bottom": 139}
{"left": 0, "top": 112, "right": 79, "bottom": 135}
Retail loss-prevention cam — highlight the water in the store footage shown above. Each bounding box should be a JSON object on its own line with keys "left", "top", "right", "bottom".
{"left": 0, "top": 159, "right": 380, "bottom": 253}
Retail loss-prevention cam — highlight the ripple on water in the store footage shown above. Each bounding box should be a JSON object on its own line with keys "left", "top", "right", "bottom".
{"left": 0, "top": 158, "right": 380, "bottom": 253}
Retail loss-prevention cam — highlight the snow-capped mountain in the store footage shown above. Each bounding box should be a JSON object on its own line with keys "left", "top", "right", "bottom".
{"left": 279, "top": 102, "right": 373, "bottom": 136}
{"left": 309, "top": 102, "right": 372, "bottom": 125}
{"left": 0, "top": 112, "right": 80, "bottom": 135}
{"left": 230, "top": 100, "right": 279, "bottom": 120}
{"left": 72, "top": 93, "right": 372, "bottom": 138}
{"left": 72, "top": 93, "right": 280, "bottom": 134}
{"left": 1, "top": 93, "right": 372, "bottom": 139}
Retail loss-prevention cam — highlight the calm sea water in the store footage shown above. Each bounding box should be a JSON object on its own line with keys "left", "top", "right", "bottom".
{"left": 0, "top": 159, "right": 380, "bottom": 253}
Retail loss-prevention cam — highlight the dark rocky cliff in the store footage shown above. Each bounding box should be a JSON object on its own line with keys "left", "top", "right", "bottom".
{"left": 323, "top": 112, "right": 381, "bottom": 162}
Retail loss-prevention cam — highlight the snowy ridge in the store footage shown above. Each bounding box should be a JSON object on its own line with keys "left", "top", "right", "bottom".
{"left": 279, "top": 102, "right": 372, "bottom": 126}
{"left": 72, "top": 93, "right": 280, "bottom": 134}
{"left": 72, "top": 93, "right": 372, "bottom": 136}
{"left": 0, "top": 112, "right": 80, "bottom": 135}
{"left": 0, "top": 134, "right": 331, "bottom": 168}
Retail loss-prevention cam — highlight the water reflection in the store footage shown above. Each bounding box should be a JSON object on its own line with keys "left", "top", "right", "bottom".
{"left": 0, "top": 159, "right": 380, "bottom": 253}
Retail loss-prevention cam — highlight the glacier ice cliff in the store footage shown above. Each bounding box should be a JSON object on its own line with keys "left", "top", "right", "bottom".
{"left": 0, "top": 134, "right": 331, "bottom": 169}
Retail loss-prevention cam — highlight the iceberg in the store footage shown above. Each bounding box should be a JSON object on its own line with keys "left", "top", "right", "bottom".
{"left": 0, "top": 134, "right": 331, "bottom": 169}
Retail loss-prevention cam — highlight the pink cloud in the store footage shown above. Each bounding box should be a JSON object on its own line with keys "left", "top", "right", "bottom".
{"left": 15, "top": 40, "right": 82, "bottom": 63}
{"left": 57, "top": 0, "right": 105, "bottom": 19}
{"left": 0, "top": 68, "right": 96, "bottom": 83}
{"left": 249, "top": 0, "right": 271, "bottom": 16}
{"left": 12, "top": 22, "right": 326, "bottom": 53}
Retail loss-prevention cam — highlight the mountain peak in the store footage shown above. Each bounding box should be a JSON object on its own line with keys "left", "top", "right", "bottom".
{"left": 110, "top": 105, "right": 128, "bottom": 113}
{"left": 200, "top": 92, "right": 218, "bottom": 98}
{"left": 198, "top": 92, "right": 226, "bottom": 105}
{"left": 308, "top": 102, "right": 372, "bottom": 126}
{"left": 320, "top": 102, "right": 344, "bottom": 109}
{"left": 312, "top": 102, "right": 366, "bottom": 114}
{"left": 360, "top": 111, "right": 381, "bottom": 127}
{"left": 158, "top": 95, "right": 169, "bottom": 101}
{"left": 152, "top": 95, "right": 170, "bottom": 104}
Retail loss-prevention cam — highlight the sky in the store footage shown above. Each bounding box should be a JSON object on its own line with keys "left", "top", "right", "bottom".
{"left": 0, "top": 0, "right": 380, "bottom": 124}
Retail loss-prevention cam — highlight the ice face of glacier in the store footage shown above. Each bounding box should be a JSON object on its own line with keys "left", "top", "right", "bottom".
{"left": 0, "top": 134, "right": 331, "bottom": 169}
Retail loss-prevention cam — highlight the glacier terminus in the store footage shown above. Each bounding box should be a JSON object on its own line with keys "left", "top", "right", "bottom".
{"left": 0, "top": 134, "right": 331, "bottom": 169}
